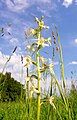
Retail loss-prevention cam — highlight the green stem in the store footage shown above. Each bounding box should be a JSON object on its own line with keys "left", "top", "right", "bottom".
{"left": 50, "top": 72, "right": 68, "bottom": 111}
{"left": 26, "top": 67, "right": 30, "bottom": 120}
{"left": 20, "top": 65, "right": 23, "bottom": 100}
{"left": 58, "top": 36, "right": 66, "bottom": 91}
{"left": 37, "top": 51, "right": 41, "bottom": 120}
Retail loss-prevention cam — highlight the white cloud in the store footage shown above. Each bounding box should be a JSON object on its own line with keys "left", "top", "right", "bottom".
{"left": 37, "top": 7, "right": 51, "bottom": 17}
{"left": 70, "top": 38, "right": 77, "bottom": 46}
{"left": 27, "top": 0, "right": 51, "bottom": 5}
{"left": 0, "top": 51, "right": 9, "bottom": 67}
{"left": 36, "top": 0, "right": 51, "bottom": 4}
{"left": 5, "top": 0, "right": 55, "bottom": 14}
{"left": 74, "top": 39, "right": 77, "bottom": 44}
{"left": 36, "top": 0, "right": 57, "bottom": 17}
{"left": 69, "top": 61, "right": 77, "bottom": 65}
{"left": 0, "top": 51, "right": 26, "bottom": 83}
{"left": 62, "top": 0, "right": 73, "bottom": 7}
{"left": 6, "top": 0, "right": 29, "bottom": 12}
{"left": 6, "top": 0, "right": 51, "bottom": 12}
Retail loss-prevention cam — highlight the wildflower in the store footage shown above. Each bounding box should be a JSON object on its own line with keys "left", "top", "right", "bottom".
{"left": 37, "top": 37, "right": 45, "bottom": 47}
{"left": 35, "top": 16, "right": 49, "bottom": 30}
{"left": 40, "top": 63, "right": 48, "bottom": 73}
{"left": 35, "top": 17, "right": 39, "bottom": 22}
{"left": 34, "top": 88, "right": 39, "bottom": 94}
{"left": 37, "top": 37, "right": 50, "bottom": 47}
{"left": 24, "top": 55, "right": 32, "bottom": 67}
{"left": 46, "top": 37, "right": 51, "bottom": 45}
{"left": 40, "top": 56, "right": 45, "bottom": 63}
{"left": 39, "top": 21, "right": 49, "bottom": 29}
{"left": 35, "top": 16, "right": 44, "bottom": 29}
{"left": 39, "top": 20, "right": 44, "bottom": 28}
{"left": 25, "top": 28, "right": 35, "bottom": 37}
{"left": 30, "top": 86, "right": 40, "bottom": 98}
{"left": 30, "top": 89, "right": 34, "bottom": 98}
{"left": 49, "top": 96, "right": 56, "bottom": 109}
{"left": 27, "top": 45, "right": 31, "bottom": 49}
{"left": 49, "top": 62, "right": 54, "bottom": 70}
{"left": 44, "top": 26, "right": 49, "bottom": 29}
{"left": 27, "top": 45, "right": 35, "bottom": 51}
{"left": 49, "top": 96, "right": 54, "bottom": 104}
{"left": 26, "top": 76, "right": 30, "bottom": 82}
{"left": 30, "top": 28, "right": 36, "bottom": 35}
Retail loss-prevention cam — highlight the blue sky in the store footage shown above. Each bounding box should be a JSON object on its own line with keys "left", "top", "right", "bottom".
{"left": 0, "top": 0, "right": 77, "bottom": 82}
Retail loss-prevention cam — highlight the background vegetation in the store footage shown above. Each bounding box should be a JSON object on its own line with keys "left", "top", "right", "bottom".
{"left": 0, "top": 72, "right": 77, "bottom": 120}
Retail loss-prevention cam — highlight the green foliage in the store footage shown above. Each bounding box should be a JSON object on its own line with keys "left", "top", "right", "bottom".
{"left": 0, "top": 78, "right": 77, "bottom": 120}
{"left": 0, "top": 93, "right": 77, "bottom": 120}
{"left": 68, "top": 82, "right": 77, "bottom": 120}
{"left": 0, "top": 72, "right": 24, "bottom": 101}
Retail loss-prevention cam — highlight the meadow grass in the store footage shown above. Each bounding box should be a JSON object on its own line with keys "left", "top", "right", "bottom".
{"left": 0, "top": 95, "right": 77, "bottom": 120}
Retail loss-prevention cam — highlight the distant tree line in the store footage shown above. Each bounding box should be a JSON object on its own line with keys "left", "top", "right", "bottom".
{"left": 0, "top": 72, "right": 77, "bottom": 105}
{"left": 0, "top": 72, "right": 25, "bottom": 101}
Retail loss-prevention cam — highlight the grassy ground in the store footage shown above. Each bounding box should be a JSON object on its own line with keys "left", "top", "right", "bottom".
{"left": 0, "top": 95, "right": 77, "bottom": 120}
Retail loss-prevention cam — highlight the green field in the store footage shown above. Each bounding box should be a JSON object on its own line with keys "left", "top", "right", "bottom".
{"left": 0, "top": 92, "right": 77, "bottom": 120}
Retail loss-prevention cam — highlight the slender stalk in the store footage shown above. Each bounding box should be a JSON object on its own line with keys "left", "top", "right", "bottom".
{"left": 37, "top": 51, "right": 41, "bottom": 120}
{"left": 58, "top": 35, "right": 72, "bottom": 119}
{"left": 1, "top": 46, "right": 17, "bottom": 75}
{"left": 47, "top": 48, "right": 55, "bottom": 120}
{"left": 36, "top": 31, "right": 41, "bottom": 120}
{"left": 47, "top": 75, "right": 53, "bottom": 120}
{"left": 50, "top": 72, "right": 68, "bottom": 111}
{"left": 20, "top": 58, "right": 23, "bottom": 100}
{"left": 58, "top": 36, "right": 66, "bottom": 91}
{"left": 50, "top": 76, "right": 54, "bottom": 120}
{"left": 26, "top": 67, "right": 30, "bottom": 120}
{"left": 50, "top": 76, "right": 53, "bottom": 97}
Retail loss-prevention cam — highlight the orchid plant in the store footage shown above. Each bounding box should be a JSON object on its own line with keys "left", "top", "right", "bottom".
{"left": 24, "top": 16, "right": 53, "bottom": 120}
{"left": 24, "top": 16, "right": 72, "bottom": 120}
